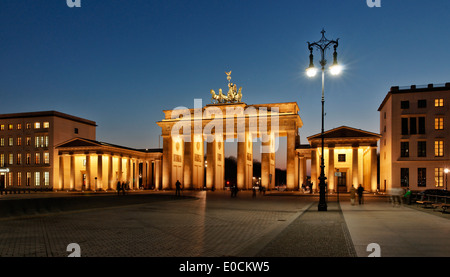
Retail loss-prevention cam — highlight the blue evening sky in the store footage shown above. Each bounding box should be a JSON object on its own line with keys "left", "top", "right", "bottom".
{"left": 1, "top": 0, "right": 450, "bottom": 168}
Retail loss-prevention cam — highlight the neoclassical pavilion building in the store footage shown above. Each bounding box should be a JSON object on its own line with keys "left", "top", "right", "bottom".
{"left": 297, "top": 126, "right": 381, "bottom": 192}
{"left": 56, "top": 138, "right": 162, "bottom": 191}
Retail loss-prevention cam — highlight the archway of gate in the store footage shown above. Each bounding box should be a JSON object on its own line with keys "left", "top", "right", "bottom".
{"left": 157, "top": 101, "right": 302, "bottom": 191}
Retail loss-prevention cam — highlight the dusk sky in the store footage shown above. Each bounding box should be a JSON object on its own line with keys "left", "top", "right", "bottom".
{"left": 1, "top": 0, "right": 450, "bottom": 168}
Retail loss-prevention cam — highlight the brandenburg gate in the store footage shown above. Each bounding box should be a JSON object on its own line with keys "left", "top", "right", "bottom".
{"left": 157, "top": 72, "right": 303, "bottom": 191}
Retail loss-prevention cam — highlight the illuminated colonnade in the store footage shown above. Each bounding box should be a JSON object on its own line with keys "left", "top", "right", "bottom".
{"left": 56, "top": 138, "right": 162, "bottom": 191}
{"left": 157, "top": 102, "right": 303, "bottom": 191}
{"left": 297, "top": 126, "right": 381, "bottom": 192}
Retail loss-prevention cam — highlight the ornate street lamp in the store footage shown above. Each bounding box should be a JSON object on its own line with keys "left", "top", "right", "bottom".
{"left": 306, "top": 29, "right": 341, "bottom": 211}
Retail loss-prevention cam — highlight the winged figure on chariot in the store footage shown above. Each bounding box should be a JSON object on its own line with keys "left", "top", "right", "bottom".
{"left": 210, "top": 71, "right": 243, "bottom": 104}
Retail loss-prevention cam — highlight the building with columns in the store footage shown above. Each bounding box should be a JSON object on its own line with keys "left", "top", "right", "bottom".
{"left": 157, "top": 102, "right": 303, "bottom": 191}
{"left": 56, "top": 138, "right": 162, "bottom": 191}
{"left": 297, "top": 126, "right": 381, "bottom": 193}
{"left": 0, "top": 110, "right": 162, "bottom": 191}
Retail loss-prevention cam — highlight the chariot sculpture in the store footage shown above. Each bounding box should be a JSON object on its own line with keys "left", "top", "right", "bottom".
{"left": 210, "top": 71, "right": 243, "bottom": 104}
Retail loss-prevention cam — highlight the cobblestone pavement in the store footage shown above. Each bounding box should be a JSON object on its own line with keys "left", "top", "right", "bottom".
{"left": 0, "top": 191, "right": 312, "bottom": 257}
{"left": 0, "top": 190, "right": 449, "bottom": 258}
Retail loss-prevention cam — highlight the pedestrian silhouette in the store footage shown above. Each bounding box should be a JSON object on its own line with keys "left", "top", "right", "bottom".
{"left": 175, "top": 180, "right": 181, "bottom": 196}
{"left": 116, "top": 181, "right": 121, "bottom": 196}
{"left": 357, "top": 184, "right": 364, "bottom": 204}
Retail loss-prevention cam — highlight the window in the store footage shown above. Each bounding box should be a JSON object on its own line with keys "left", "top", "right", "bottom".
{"left": 435, "top": 98, "right": 444, "bottom": 107}
{"left": 74, "top": 128, "right": 79, "bottom": 134}
{"left": 401, "top": 101, "right": 410, "bottom": 109}
{"left": 26, "top": 137, "right": 31, "bottom": 146}
{"left": 418, "top": 99, "right": 427, "bottom": 108}
{"left": 17, "top": 137, "right": 22, "bottom": 146}
{"left": 401, "top": 118, "right": 408, "bottom": 135}
{"left": 17, "top": 172, "right": 22, "bottom": 187}
{"left": 435, "top": 140, "right": 444, "bottom": 157}
{"left": 8, "top": 137, "right": 13, "bottom": 146}
{"left": 435, "top": 117, "right": 444, "bottom": 130}
{"left": 0, "top": 125, "right": 4, "bottom": 131}
{"left": 435, "top": 168, "right": 444, "bottom": 187}
{"left": 44, "top": 172, "right": 49, "bottom": 186}
{"left": 0, "top": 137, "right": 4, "bottom": 147}
{"left": 43, "top": 122, "right": 49, "bottom": 129}
{"left": 44, "top": 152, "right": 50, "bottom": 164}
{"left": 26, "top": 123, "right": 31, "bottom": 129}
{"left": 26, "top": 172, "right": 31, "bottom": 186}
{"left": 401, "top": 142, "right": 409, "bottom": 157}
{"left": 17, "top": 153, "right": 22, "bottom": 165}
{"left": 8, "top": 172, "right": 13, "bottom": 186}
{"left": 17, "top": 123, "right": 22, "bottom": 130}
{"left": 35, "top": 153, "right": 41, "bottom": 164}
{"left": 26, "top": 153, "right": 31, "bottom": 165}
{"left": 418, "top": 141, "right": 427, "bottom": 157}
{"left": 35, "top": 172, "right": 40, "bottom": 186}
{"left": 401, "top": 168, "right": 409, "bottom": 187}
{"left": 35, "top": 136, "right": 39, "bottom": 148}
{"left": 418, "top": 168, "right": 426, "bottom": 187}
{"left": 44, "top": 135, "right": 49, "bottom": 147}
{"left": 418, "top": 117, "right": 426, "bottom": 134}
{"left": 338, "top": 154, "right": 346, "bottom": 162}
{"left": 0, "top": 154, "right": 4, "bottom": 167}
{"left": 8, "top": 153, "right": 13, "bottom": 165}
{"left": 410, "top": 117, "right": 417, "bottom": 134}
{"left": 8, "top": 124, "right": 13, "bottom": 130}
{"left": 34, "top": 122, "right": 41, "bottom": 129}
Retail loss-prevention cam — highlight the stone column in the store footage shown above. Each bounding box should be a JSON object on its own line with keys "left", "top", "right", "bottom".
{"left": 237, "top": 137, "right": 246, "bottom": 190}
{"left": 261, "top": 134, "right": 271, "bottom": 189}
{"left": 371, "top": 146, "right": 377, "bottom": 192}
{"left": 85, "top": 154, "right": 90, "bottom": 190}
{"left": 155, "top": 158, "right": 161, "bottom": 190}
{"left": 352, "top": 147, "right": 359, "bottom": 187}
{"left": 134, "top": 160, "right": 139, "bottom": 189}
{"left": 97, "top": 154, "right": 103, "bottom": 190}
{"left": 70, "top": 154, "right": 75, "bottom": 191}
{"left": 311, "top": 149, "right": 317, "bottom": 191}
{"left": 328, "top": 146, "right": 335, "bottom": 192}
{"left": 59, "top": 155, "right": 64, "bottom": 190}
{"left": 184, "top": 140, "right": 193, "bottom": 189}
{"left": 286, "top": 131, "right": 296, "bottom": 190}
{"left": 206, "top": 138, "right": 214, "bottom": 190}
{"left": 118, "top": 156, "right": 123, "bottom": 182}
{"left": 108, "top": 155, "right": 113, "bottom": 190}
{"left": 162, "top": 136, "right": 172, "bottom": 190}
{"left": 299, "top": 155, "right": 306, "bottom": 189}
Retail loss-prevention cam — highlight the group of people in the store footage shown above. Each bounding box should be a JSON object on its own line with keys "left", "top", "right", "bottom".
{"left": 349, "top": 184, "right": 365, "bottom": 205}
{"left": 116, "top": 181, "right": 129, "bottom": 195}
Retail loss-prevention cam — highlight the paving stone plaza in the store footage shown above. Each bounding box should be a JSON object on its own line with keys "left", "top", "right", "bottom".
{"left": 0, "top": 190, "right": 449, "bottom": 259}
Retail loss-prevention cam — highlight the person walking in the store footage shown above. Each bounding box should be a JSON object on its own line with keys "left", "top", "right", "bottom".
{"left": 175, "top": 180, "right": 181, "bottom": 196}
{"left": 122, "top": 182, "right": 126, "bottom": 195}
{"left": 357, "top": 184, "right": 364, "bottom": 205}
{"left": 350, "top": 185, "right": 356, "bottom": 206}
{"left": 116, "top": 181, "right": 121, "bottom": 196}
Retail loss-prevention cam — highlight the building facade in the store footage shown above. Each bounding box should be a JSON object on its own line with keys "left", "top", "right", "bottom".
{"left": 0, "top": 111, "right": 96, "bottom": 189}
{"left": 0, "top": 110, "right": 162, "bottom": 191}
{"left": 378, "top": 83, "right": 450, "bottom": 191}
{"left": 297, "top": 126, "right": 380, "bottom": 193}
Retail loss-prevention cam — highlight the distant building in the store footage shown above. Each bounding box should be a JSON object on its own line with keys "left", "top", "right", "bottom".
{"left": 0, "top": 111, "right": 162, "bottom": 191}
{"left": 0, "top": 111, "right": 96, "bottom": 189}
{"left": 378, "top": 83, "right": 450, "bottom": 191}
{"left": 297, "top": 126, "right": 380, "bottom": 193}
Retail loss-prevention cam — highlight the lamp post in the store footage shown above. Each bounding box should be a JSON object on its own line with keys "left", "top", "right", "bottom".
{"left": 306, "top": 29, "right": 341, "bottom": 211}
